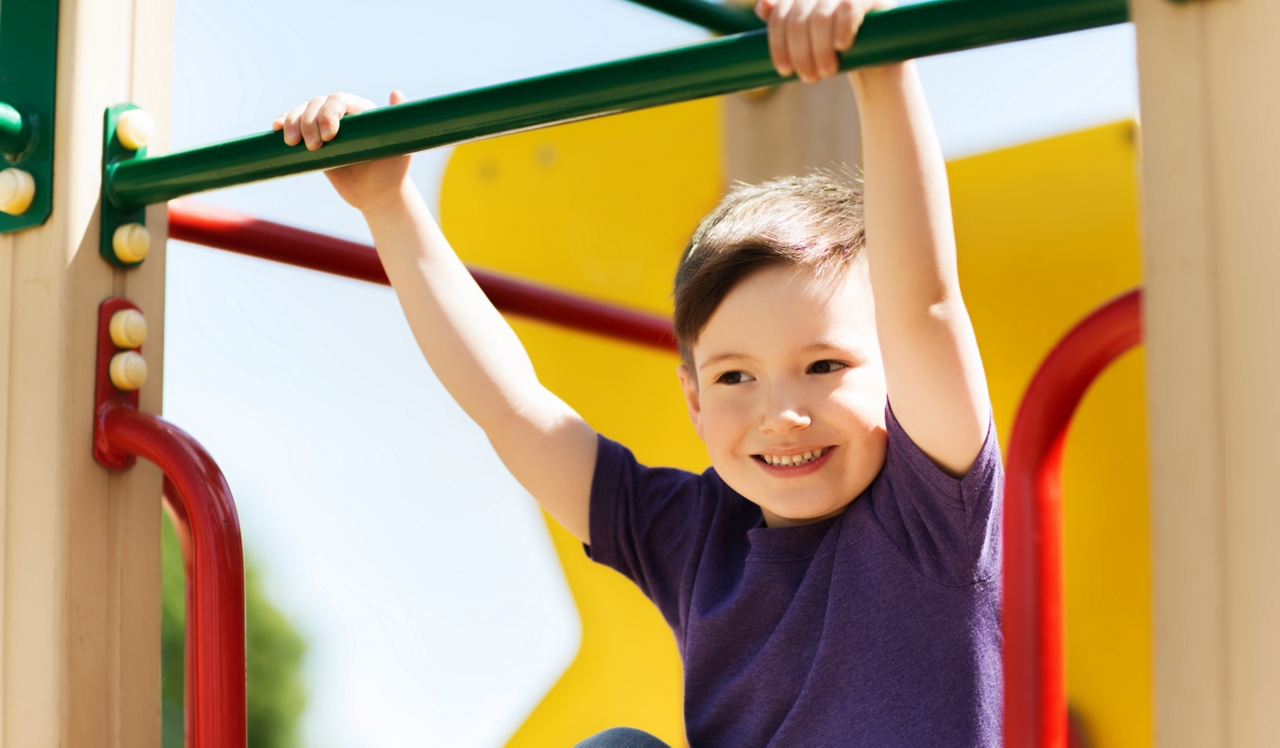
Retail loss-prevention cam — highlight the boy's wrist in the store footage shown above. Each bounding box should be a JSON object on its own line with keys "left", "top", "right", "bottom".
{"left": 359, "top": 179, "right": 419, "bottom": 222}
{"left": 849, "top": 60, "right": 911, "bottom": 101}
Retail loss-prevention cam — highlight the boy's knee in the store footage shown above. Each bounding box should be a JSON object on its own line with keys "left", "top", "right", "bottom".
{"left": 573, "top": 726, "right": 672, "bottom": 748}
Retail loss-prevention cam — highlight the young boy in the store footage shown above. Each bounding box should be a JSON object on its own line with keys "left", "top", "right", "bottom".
{"left": 275, "top": 0, "right": 1000, "bottom": 745}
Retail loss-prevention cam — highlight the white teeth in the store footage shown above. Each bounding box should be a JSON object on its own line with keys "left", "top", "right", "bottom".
{"left": 762, "top": 448, "right": 826, "bottom": 467}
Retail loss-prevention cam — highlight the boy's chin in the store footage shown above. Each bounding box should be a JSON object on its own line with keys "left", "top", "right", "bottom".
{"left": 758, "top": 498, "right": 853, "bottom": 528}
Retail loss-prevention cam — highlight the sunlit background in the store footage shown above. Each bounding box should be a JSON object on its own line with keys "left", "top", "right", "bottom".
{"left": 162, "top": 2, "right": 1139, "bottom": 745}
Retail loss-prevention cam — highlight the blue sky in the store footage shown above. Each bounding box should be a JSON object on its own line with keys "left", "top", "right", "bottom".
{"left": 163, "top": 3, "right": 1138, "bottom": 745}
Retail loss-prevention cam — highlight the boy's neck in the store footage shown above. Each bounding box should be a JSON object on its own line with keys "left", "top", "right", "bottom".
{"left": 760, "top": 501, "right": 853, "bottom": 528}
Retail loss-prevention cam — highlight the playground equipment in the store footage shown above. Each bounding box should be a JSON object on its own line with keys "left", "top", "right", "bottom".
{"left": 6, "top": 0, "right": 1280, "bottom": 744}
{"left": 165, "top": 200, "right": 677, "bottom": 350}
{"left": 1005, "top": 290, "right": 1144, "bottom": 748}
{"left": 102, "top": 0, "right": 1123, "bottom": 212}
{"left": 92, "top": 297, "right": 248, "bottom": 746}
{"left": 61, "top": 0, "right": 1138, "bottom": 745}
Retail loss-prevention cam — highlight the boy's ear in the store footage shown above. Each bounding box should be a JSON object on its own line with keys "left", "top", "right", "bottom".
{"left": 677, "top": 364, "right": 706, "bottom": 441}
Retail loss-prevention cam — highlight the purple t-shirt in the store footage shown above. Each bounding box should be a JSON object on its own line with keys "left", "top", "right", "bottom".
{"left": 585, "top": 405, "right": 1003, "bottom": 747}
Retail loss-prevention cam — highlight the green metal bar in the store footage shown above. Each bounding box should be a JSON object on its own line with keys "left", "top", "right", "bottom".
{"left": 622, "top": 0, "right": 763, "bottom": 34}
{"left": 108, "top": 0, "right": 1128, "bottom": 210}
{"left": 0, "top": 102, "right": 29, "bottom": 156}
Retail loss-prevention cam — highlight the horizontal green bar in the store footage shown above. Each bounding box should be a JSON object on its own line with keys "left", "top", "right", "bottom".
{"left": 623, "top": 0, "right": 763, "bottom": 34}
{"left": 108, "top": 0, "right": 1127, "bottom": 209}
{"left": 0, "top": 101, "right": 28, "bottom": 156}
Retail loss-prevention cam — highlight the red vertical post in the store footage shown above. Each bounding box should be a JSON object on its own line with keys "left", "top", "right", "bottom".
{"left": 100, "top": 405, "right": 247, "bottom": 748}
{"left": 1003, "top": 289, "right": 1142, "bottom": 748}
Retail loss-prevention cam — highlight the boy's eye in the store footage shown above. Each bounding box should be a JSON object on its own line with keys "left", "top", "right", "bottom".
{"left": 808, "top": 360, "right": 846, "bottom": 374}
{"left": 715, "top": 370, "right": 754, "bottom": 385}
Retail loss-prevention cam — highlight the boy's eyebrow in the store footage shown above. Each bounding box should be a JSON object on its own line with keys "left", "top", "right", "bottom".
{"left": 801, "top": 339, "right": 845, "bottom": 352}
{"left": 697, "top": 352, "right": 750, "bottom": 371}
{"left": 698, "top": 340, "right": 857, "bottom": 370}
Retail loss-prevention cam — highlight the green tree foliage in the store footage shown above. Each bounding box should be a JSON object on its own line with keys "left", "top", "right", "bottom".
{"left": 162, "top": 511, "right": 308, "bottom": 748}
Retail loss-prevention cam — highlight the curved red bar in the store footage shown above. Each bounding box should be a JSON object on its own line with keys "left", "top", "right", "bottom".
{"left": 1003, "top": 289, "right": 1142, "bottom": 748}
{"left": 167, "top": 199, "right": 678, "bottom": 351}
{"left": 99, "top": 403, "right": 247, "bottom": 748}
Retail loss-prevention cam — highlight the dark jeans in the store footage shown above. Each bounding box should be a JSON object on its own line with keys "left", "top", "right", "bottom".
{"left": 574, "top": 727, "right": 672, "bottom": 748}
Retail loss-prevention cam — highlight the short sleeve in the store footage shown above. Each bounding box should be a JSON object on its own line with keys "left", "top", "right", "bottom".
{"left": 869, "top": 404, "right": 1003, "bottom": 586}
{"left": 585, "top": 434, "right": 708, "bottom": 626}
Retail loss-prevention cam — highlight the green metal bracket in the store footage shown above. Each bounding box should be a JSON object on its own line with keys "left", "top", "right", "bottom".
{"left": 100, "top": 104, "right": 148, "bottom": 268}
{"left": 0, "top": 0, "right": 60, "bottom": 234}
{"left": 623, "top": 0, "right": 763, "bottom": 35}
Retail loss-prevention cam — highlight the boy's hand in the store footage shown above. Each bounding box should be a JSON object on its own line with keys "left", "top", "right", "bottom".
{"left": 273, "top": 91, "right": 412, "bottom": 212}
{"left": 755, "top": 0, "right": 893, "bottom": 84}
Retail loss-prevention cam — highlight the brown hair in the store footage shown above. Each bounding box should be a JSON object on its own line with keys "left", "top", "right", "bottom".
{"left": 673, "top": 171, "right": 867, "bottom": 368}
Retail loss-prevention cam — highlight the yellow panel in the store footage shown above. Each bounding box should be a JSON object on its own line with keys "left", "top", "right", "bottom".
{"left": 441, "top": 99, "right": 721, "bottom": 747}
{"left": 502, "top": 320, "right": 698, "bottom": 747}
{"left": 950, "top": 121, "right": 1152, "bottom": 748}
{"left": 443, "top": 99, "right": 723, "bottom": 315}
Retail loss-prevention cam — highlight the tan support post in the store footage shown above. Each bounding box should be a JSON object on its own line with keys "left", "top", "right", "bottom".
{"left": 1133, "top": 0, "right": 1280, "bottom": 745}
{"left": 723, "top": 75, "right": 862, "bottom": 185}
{"left": 0, "top": 0, "right": 172, "bottom": 744}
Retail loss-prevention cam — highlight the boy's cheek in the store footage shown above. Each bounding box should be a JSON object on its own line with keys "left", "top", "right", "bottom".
{"left": 698, "top": 397, "right": 756, "bottom": 438}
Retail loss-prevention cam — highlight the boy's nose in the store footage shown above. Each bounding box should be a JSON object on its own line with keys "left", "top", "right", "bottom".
{"left": 759, "top": 390, "right": 811, "bottom": 433}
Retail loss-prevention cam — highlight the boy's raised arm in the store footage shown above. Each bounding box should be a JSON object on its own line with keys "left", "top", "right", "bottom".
{"left": 851, "top": 62, "right": 991, "bottom": 476}
{"left": 758, "top": 0, "right": 991, "bottom": 476}
{"left": 275, "top": 92, "right": 598, "bottom": 541}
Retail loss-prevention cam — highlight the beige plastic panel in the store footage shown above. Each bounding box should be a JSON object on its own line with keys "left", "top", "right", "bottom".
{"left": 723, "top": 75, "right": 862, "bottom": 185}
{"left": 0, "top": 0, "right": 173, "bottom": 745}
{"left": 1133, "top": 0, "right": 1280, "bottom": 745}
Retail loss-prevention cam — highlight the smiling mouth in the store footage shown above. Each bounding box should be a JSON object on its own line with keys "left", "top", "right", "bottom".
{"left": 754, "top": 447, "right": 831, "bottom": 467}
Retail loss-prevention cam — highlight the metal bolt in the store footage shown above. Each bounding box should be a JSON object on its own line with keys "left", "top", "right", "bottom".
{"left": 116, "top": 108, "right": 155, "bottom": 151}
{"left": 109, "top": 309, "right": 148, "bottom": 349}
{"left": 112, "top": 222, "right": 151, "bottom": 263}
{"left": 0, "top": 168, "right": 35, "bottom": 215}
{"left": 109, "top": 350, "right": 148, "bottom": 391}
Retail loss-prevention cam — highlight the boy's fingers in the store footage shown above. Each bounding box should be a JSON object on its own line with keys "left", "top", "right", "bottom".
{"left": 810, "top": 5, "right": 838, "bottom": 78}
{"left": 767, "top": 0, "right": 794, "bottom": 77}
{"left": 755, "top": 0, "right": 776, "bottom": 21}
{"left": 787, "top": 8, "right": 818, "bottom": 83}
{"left": 389, "top": 89, "right": 407, "bottom": 106}
{"left": 299, "top": 96, "right": 327, "bottom": 151}
{"left": 282, "top": 104, "right": 307, "bottom": 146}
{"left": 317, "top": 96, "right": 349, "bottom": 142}
{"left": 833, "top": 1, "right": 857, "bottom": 51}
{"left": 277, "top": 93, "right": 376, "bottom": 148}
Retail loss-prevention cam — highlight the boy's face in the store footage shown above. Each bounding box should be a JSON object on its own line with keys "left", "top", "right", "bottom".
{"left": 678, "top": 264, "right": 888, "bottom": 527}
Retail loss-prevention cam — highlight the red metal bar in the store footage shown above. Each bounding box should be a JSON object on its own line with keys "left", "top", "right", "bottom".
{"left": 1003, "top": 289, "right": 1142, "bottom": 748}
{"left": 99, "top": 404, "right": 247, "bottom": 748}
{"left": 162, "top": 477, "right": 198, "bottom": 748}
{"left": 167, "top": 199, "right": 678, "bottom": 351}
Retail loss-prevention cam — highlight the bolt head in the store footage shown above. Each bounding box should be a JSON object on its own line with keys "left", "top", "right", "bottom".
{"left": 109, "top": 350, "right": 148, "bottom": 391}
{"left": 109, "top": 309, "right": 148, "bottom": 348}
{"left": 0, "top": 168, "right": 35, "bottom": 215}
{"left": 116, "top": 108, "right": 155, "bottom": 151}
{"left": 112, "top": 222, "right": 151, "bottom": 264}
